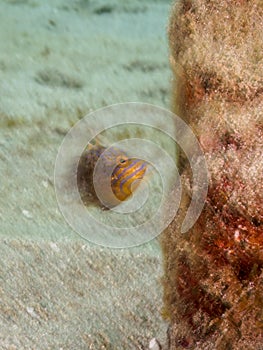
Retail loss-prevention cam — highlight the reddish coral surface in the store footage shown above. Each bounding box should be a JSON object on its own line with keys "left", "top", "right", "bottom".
{"left": 162, "top": 0, "right": 263, "bottom": 348}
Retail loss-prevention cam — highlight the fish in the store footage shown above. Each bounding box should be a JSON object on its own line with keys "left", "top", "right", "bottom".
{"left": 77, "top": 143, "right": 147, "bottom": 208}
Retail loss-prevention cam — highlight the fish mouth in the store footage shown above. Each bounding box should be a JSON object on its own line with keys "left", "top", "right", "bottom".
{"left": 134, "top": 173, "right": 146, "bottom": 180}
{"left": 134, "top": 163, "right": 147, "bottom": 180}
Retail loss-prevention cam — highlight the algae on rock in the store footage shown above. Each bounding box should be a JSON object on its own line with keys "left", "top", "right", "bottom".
{"left": 162, "top": 0, "right": 263, "bottom": 348}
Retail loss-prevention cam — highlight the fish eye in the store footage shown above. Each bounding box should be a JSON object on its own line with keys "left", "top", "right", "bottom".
{"left": 116, "top": 155, "right": 128, "bottom": 165}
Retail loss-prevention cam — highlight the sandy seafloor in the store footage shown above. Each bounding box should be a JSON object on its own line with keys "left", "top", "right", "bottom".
{"left": 0, "top": 0, "right": 173, "bottom": 349}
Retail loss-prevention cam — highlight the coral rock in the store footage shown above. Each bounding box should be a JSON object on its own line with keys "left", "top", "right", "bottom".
{"left": 162, "top": 0, "right": 263, "bottom": 349}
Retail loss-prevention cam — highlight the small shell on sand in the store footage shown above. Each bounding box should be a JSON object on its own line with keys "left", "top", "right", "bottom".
{"left": 149, "top": 338, "right": 161, "bottom": 350}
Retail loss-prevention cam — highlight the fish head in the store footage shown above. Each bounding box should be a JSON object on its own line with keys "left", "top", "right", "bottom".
{"left": 111, "top": 157, "right": 148, "bottom": 202}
